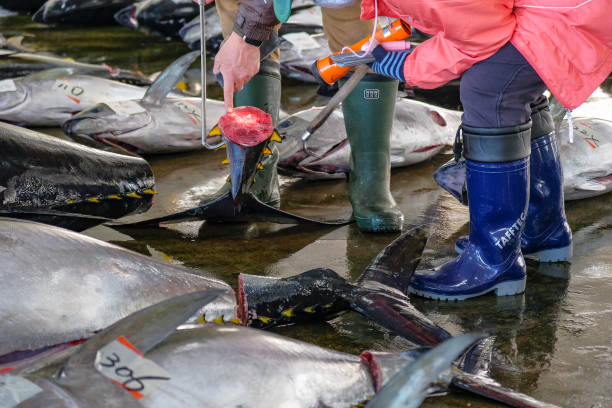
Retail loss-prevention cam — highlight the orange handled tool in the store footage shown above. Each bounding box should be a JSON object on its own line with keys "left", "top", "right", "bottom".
{"left": 312, "top": 19, "right": 412, "bottom": 85}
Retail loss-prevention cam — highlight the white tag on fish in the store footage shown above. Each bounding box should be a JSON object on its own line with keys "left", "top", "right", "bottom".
{"left": 106, "top": 100, "right": 147, "bottom": 116}
{"left": 282, "top": 32, "right": 321, "bottom": 51}
{"left": 0, "top": 79, "right": 17, "bottom": 93}
{"left": 95, "top": 335, "right": 170, "bottom": 400}
{"left": 0, "top": 375, "right": 43, "bottom": 407}
{"left": 174, "top": 100, "right": 201, "bottom": 123}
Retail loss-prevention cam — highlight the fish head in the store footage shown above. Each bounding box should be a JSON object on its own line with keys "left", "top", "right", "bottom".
{"left": 114, "top": 4, "right": 139, "bottom": 29}
{"left": 137, "top": 0, "right": 198, "bottom": 27}
{"left": 62, "top": 101, "right": 152, "bottom": 149}
{"left": 0, "top": 79, "right": 27, "bottom": 112}
{"left": 32, "top": 0, "right": 74, "bottom": 23}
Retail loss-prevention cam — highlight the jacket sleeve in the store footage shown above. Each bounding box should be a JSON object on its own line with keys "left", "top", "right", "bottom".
{"left": 234, "top": 0, "right": 279, "bottom": 42}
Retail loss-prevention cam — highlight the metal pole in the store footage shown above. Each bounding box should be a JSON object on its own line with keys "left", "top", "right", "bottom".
{"left": 199, "top": 0, "right": 207, "bottom": 145}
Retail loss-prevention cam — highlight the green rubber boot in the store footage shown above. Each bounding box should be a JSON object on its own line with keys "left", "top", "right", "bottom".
{"left": 340, "top": 73, "right": 404, "bottom": 232}
{"left": 225, "top": 59, "right": 282, "bottom": 208}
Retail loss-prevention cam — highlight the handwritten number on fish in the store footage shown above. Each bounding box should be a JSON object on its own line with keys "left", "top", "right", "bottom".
{"left": 53, "top": 78, "right": 85, "bottom": 103}
{"left": 95, "top": 336, "right": 171, "bottom": 399}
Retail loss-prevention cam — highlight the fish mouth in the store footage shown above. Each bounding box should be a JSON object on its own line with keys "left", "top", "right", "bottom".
{"left": 114, "top": 5, "right": 139, "bottom": 29}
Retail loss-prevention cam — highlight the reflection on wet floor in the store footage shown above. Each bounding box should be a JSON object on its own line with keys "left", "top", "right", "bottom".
{"left": 1, "top": 12, "right": 611, "bottom": 407}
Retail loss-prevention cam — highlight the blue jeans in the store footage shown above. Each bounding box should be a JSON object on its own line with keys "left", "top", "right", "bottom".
{"left": 460, "top": 42, "right": 548, "bottom": 128}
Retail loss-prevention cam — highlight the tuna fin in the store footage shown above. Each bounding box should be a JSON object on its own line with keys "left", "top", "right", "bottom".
{"left": 356, "top": 225, "right": 429, "bottom": 293}
{"left": 433, "top": 157, "right": 468, "bottom": 205}
{"left": 259, "top": 32, "right": 281, "bottom": 61}
{"left": 115, "top": 193, "right": 352, "bottom": 227}
{"left": 456, "top": 336, "right": 495, "bottom": 377}
{"left": 576, "top": 179, "right": 606, "bottom": 191}
{"left": 346, "top": 226, "right": 452, "bottom": 346}
{"left": 366, "top": 333, "right": 484, "bottom": 408}
{"left": 348, "top": 290, "right": 452, "bottom": 346}
{"left": 450, "top": 371, "right": 561, "bottom": 408}
{"left": 63, "top": 290, "right": 226, "bottom": 373}
{"left": 0, "top": 209, "right": 111, "bottom": 232}
{"left": 141, "top": 51, "right": 199, "bottom": 105}
{"left": 239, "top": 195, "right": 352, "bottom": 225}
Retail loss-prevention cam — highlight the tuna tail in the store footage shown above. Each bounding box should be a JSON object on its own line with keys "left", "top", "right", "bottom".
{"left": 347, "top": 226, "right": 453, "bottom": 346}
{"left": 366, "top": 333, "right": 485, "bottom": 408}
{"left": 239, "top": 226, "right": 451, "bottom": 346}
{"left": 433, "top": 157, "right": 468, "bottom": 205}
{"left": 141, "top": 51, "right": 199, "bottom": 105}
{"left": 117, "top": 127, "right": 350, "bottom": 227}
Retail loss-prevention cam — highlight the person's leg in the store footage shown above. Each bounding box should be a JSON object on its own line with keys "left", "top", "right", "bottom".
{"left": 215, "top": 0, "right": 281, "bottom": 207}
{"left": 454, "top": 100, "right": 572, "bottom": 261}
{"left": 409, "top": 42, "right": 548, "bottom": 300}
{"left": 323, "top": 3, "right": 404, "bottom": 232}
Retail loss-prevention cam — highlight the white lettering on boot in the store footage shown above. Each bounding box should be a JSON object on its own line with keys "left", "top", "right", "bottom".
{"left": 494, "top": 210, "right": 527, "bottom": 250}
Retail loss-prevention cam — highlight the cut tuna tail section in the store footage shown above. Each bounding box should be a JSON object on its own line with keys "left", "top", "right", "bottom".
{"left": 141, "top": 51, "right": 199, "bottom": 105}
{"left": 239, "top": 226, "right": 452, "bottom": 346}
{"left": 365, "top": 333, "right": 485, "bottom": 408}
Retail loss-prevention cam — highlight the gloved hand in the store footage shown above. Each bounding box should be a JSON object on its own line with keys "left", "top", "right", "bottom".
{"left": 369, "top": 45, "right": 409, "bottom": 82}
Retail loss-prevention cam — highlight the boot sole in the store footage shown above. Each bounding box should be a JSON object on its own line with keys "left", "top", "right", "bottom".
{"left": 455, "top": 243, "right": 573, "bottom": 263}
{"left": 526, "top": 245, "right": 572, "bottom": 262}
{"left": 407, "top": 278, "right": 526, "bottom": 301}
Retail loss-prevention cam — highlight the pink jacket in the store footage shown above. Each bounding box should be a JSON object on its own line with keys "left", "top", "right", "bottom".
{"left": 361, "top": 0, "right": 612, "bottom": 110}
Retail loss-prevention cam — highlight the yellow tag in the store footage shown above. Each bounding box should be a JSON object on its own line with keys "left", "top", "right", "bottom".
{"left": 269, "top": 131, "right": 282, "bottom": 143}
{"left": 208, "top": 125, "right": 222, "bottom": 136}
{"left": 127, "top": 192, "right": 142, "bottom": 198}
{"left": 87, "top": 197, "right": 100, "bottom": 203}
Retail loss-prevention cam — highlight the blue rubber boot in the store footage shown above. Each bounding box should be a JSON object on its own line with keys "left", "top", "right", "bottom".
{"left": 455, "top": 101, "right": 572, "bottom": 262}
{"left": 409, "top": 123, "right": 531, "bottom": 300}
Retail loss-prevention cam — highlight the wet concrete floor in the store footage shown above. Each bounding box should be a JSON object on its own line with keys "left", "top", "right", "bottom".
{"left": 1, "top": 12, "right": 611, "bottom": 408}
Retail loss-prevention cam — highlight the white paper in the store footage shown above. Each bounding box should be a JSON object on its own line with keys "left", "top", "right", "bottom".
{"left": 0, "top": 79, "right": 17, "bottom": 93}
{"left": 95, "top": 336, "right": 170, "bottom": 399}
{"left": 0, "top": 375, "right": 43, "bottom": 408}
{"left": 282, "top": 32, "right": 321, "bottom": 51}
{"left": 106, "top": 100, "right": 147, "bottom": 116}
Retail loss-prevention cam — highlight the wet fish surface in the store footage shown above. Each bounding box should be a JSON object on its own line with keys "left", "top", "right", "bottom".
{"left": 115, "top": 0, "right": 199, "bottom": 37}
{"left": 277, "top": 97, "right": 461, "bottom": 178}
{"left": 63, "top": 52, "right": 222, "bottom": 154}
{"left": 0, "top": 68, "right": 152, "bottom": 126}
{"left": 0, "top": 121, "right": 155, "bottom": 229}
{"left": 33, "top": 0, "right": 137, "bottom": 25}
{"left": 0, "top": 218, "right": 236, "bottom": 368}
